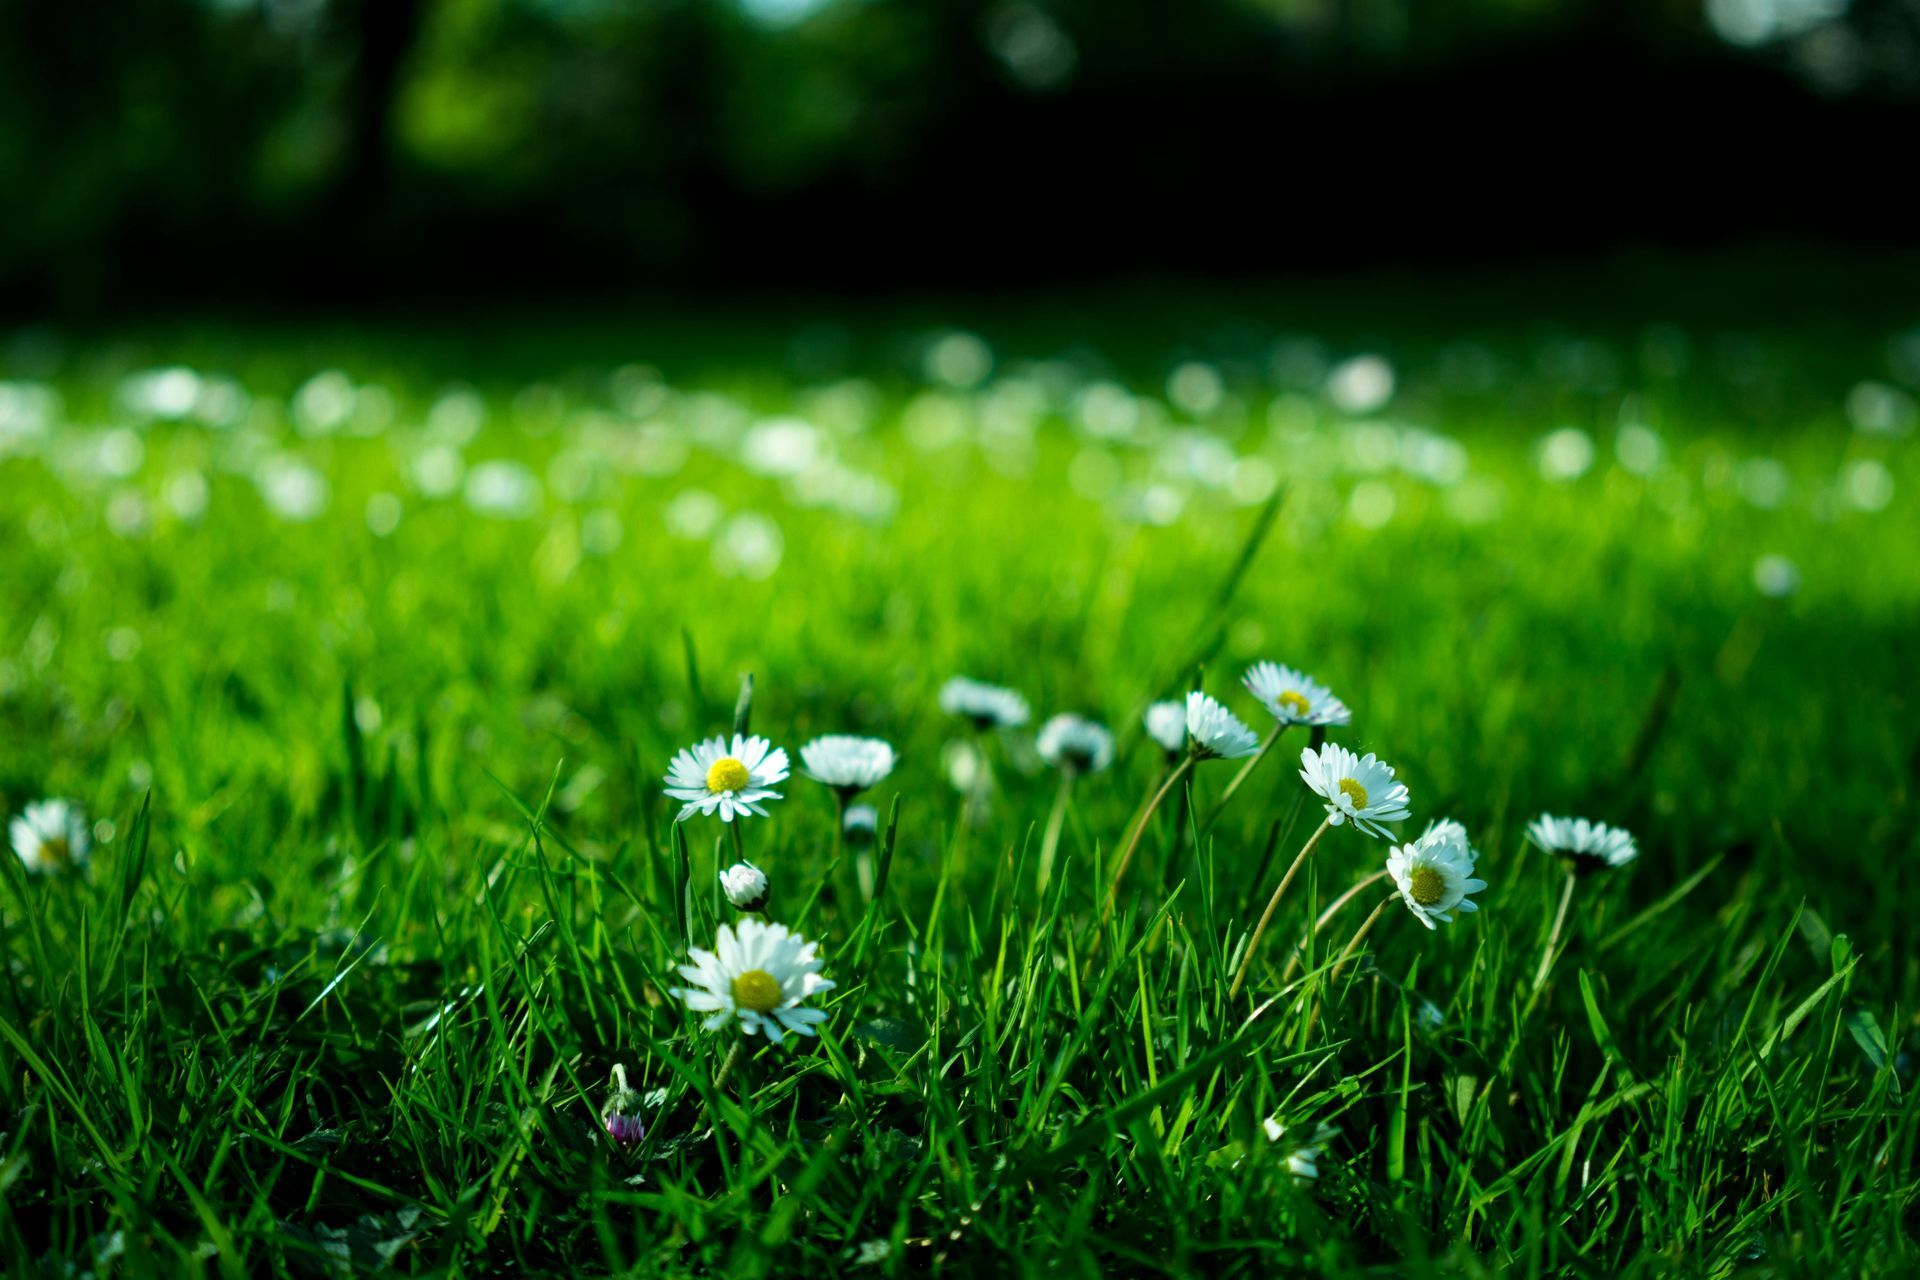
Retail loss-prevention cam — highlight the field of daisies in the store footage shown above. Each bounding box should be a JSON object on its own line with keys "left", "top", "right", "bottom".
{"left": 4, "top": 280, "right": 1920, "bottom": 1276}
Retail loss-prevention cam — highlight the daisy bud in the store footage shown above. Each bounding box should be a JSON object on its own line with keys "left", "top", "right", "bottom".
{"left": 603, "top": 1063, "right": 644, "bottom": 1146}
{"left": 843, "top": 803, "right": 879, "bottom": 847}
{"left": 720, "top": 860, "right": 770, "bottom": 912}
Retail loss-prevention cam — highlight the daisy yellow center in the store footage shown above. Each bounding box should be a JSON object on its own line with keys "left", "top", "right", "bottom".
{"left": 731, "top": 968, "right": 782, "bottom": 1014}
{"left": 706, "top": 757, "right": 752, "bottom": 794}
{"left": 1338, "top": 777, "right": 1368, "bottom": 809}
{"left": 42, "top": 836, "right": 72, "bottom": 866}
{"left": 1408, "top": 865, "right": 1446, "bottom": 906}
{"left": 1278, "top": 690, "right": 1310, "bottom": 718}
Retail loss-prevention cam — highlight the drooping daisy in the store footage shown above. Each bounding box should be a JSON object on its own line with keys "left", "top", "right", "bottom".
{"left": 1143, "top": 700, "right": 1187, "bottom": 757}
{"left": 664, "top": 734, "right": 789, "bottom": 823}
{"left": 1386, "top": 820, "right": 1487, "bottom": 929}
{"left": 1527, "top": 813, "right": 1638, "bottom": 871}
{"left": 843, "top": 802, "right": 879, "bottom": 846}
{"left": 800, "top": 734, "right": 896, "bottom": 796}
{"left": 720, "top": 860, "right": 770, "bottom": 912}
{"left": 1243, "top": 662, "right": 1351, "bottom": 728}
{"left": 1298, "top": 744, "right": 1411, "bottom": 838}
{"left": 1185, "top": 691, "right": 1260, "bottom": 760}
{"left": 602, "top": 1063, "right": 644, "bottom": 1146}
{"left": 1036, "top": 714, "right": 1115, "bottom": 773}
{"left": 939, "top": 676, "right": 1030, "bottom": 730}
{"left": 669, "top": 917, "right": 835, "bottom": 1043}
{"left": 10, "top": 798, "right": 91, "bottom": 874}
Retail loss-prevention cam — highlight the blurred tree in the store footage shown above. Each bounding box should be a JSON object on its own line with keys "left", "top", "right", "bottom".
{"left": 0, "top": 0, "right": 1915, "bottom": 312}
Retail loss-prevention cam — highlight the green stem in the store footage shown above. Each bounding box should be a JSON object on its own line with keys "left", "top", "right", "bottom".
{"left": 1282, "top": 868, "right": 1389, "bottom": 983}
{"left": 1228, "top": 817, "right": 1332, "bottom": 1000}
{"left": 1203, "top": 722, "right": 1289, "bottom": 833}
{"left": 1103, "top": 753, "right": 1195, "bottom": 920}
{"left": 1037, "top": 768, "right": 1076, "bottom": 897}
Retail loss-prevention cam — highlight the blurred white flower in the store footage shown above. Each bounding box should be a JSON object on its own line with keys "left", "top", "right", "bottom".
{"left": 1143, "top": 700, "right": 1187, "bottom": 756}
{"left": 1752, "top": 553, "right": 1800, "bottom": 598}
{"left": 801, "top": 735, "right": 896, "bottom": 796}
{"left": 940, "top": 677, "right": 1030, "bottom": 730}
{"left": 1036, "top": 714, "right": 1114, "bottom": 773}
{"left": 10, "top": 798, "right": 90, "bottom": 874}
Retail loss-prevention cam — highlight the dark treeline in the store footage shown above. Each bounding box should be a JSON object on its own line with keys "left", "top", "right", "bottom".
{"left": 3, "top": 0, "right": 1917, "bottom": 313}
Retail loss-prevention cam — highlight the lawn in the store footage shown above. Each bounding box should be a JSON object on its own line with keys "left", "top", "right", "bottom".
{"left": 4, "top": 265, "right": 1918, "bottom": 1276}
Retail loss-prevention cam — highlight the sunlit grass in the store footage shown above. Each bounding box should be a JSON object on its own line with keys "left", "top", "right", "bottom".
{"left": 2, "top": 298, "right": 1917, "bottom": 1274}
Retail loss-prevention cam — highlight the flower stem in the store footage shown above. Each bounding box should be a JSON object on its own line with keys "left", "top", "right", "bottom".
{"left": 1228, "top": 817, "right": 1332, "bottom": 1000}
{"left": 1202, "top": 723, "right": 1288, "bottom": 833}
{"left": 713, "top": 1038, "right": 745, "bottom": 1095}
{"left": 1281, "top": 868, "right": 1389, "bottom": 984}
{"left": 1528, "top": 867, "right": 1579, "bottom": 999}
{"left": 1326, "top": 894, "right": 1393, "bottom": 986}
{"left": 1037, "top": 768, "right": 1076, "bottom": 897}
{"left": 1103, "top": 753, "right": 1195, "bottom": 920}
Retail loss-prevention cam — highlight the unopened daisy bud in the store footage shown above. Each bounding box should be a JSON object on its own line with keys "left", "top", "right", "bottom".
{"left": 843, "top": 802, "right": 879, "bottom": 847}
{"left": 720, "top": 860, "right": 770, "bottom": 912}
{"left": 602, "top": 1063, "right": 644, "bottom": 1146}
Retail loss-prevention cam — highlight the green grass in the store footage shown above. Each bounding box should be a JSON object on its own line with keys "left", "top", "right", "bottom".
{"left": 3, "top": 274, "right": 1919, "bottom": 1276}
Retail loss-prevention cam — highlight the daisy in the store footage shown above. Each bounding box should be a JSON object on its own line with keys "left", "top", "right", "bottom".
{"left": 800, "top": 734, "right": 896, "bottom": 796}
{"left": 939, "top": 676, "right": 1030, "bottom": 730}
{"left": 1387, "top": 820, "right": 1487, "bottom": 929}
{"left": 1185, "top": 691, "right": 1259, "bottom": 760}
{"left": 1036, "top": 714, "right": 1115, "bottom": 773}
{"left": 602, "top": 1063, "right": 644, "bottom": 1146}
{"left": 1298, "top": 744, "right": 1411, "bottom": 838}
{"left": 10, "top": 798, "right": 91, "bottom": 874}
{"left": 1243, "top": 662, "right": 1351, "bottom": 728}
{"left": 669, "top": 917, "right": 835, "bottom": 1043}
{"left": 1527, "top": 813, "right": 1638, "bottom": 871}
{"left": 720, "top": 860, "right": 770, "bottom": 912}
{"left": 1262, "top": 1119, "right": 1336, "bottom": 1184}
{"left": 664, "top": 734, "right": 788, "bottom": 823}
{"left": 1143, "top": 700, "right": 1187, "bottom": 757}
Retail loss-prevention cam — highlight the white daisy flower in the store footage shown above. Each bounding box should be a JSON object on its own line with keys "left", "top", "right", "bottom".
{"left": 663, "top": 734, "right": 789, "bottom": 823}
{"left": 1387, "top": 820, "right": 1487, "bottom": 929}
{"left": 1185, "top": 691, "right": 1260, "bottom": 760}
{"left": 1036, "top": 714, "right": 1115, "bottom": 773}
{"left": 720, "top": 860, "right": 770, "bottom": 912}
{"left": 843, "top": 802, "right": 879, "bottom": 845}
{"left": 10, "top": 798, "right": 91, "bottom": 874}
{"left": 1261, "top": 1119, "right": 1336, "bottom": 1184}
{"left": 1243, "top": 661, "right": 1351, "bottom": 728}
{"left": 1527, "top": 813, "right": 1638, "bottom": 870}
{"left": 939, "top": 676, "right": 1030, "bottom": 730}
{"left": 800, "top": 734, "right": 896, "bottom": 796}
{"left": 669, "top": 917, "right": 835, "bottom": 1043}
{"left": 1298, "top": 744, "right": 1411, "bottom": 838}
{"left": 1143, "top": 699, "right": 1188, "bottom": 756}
